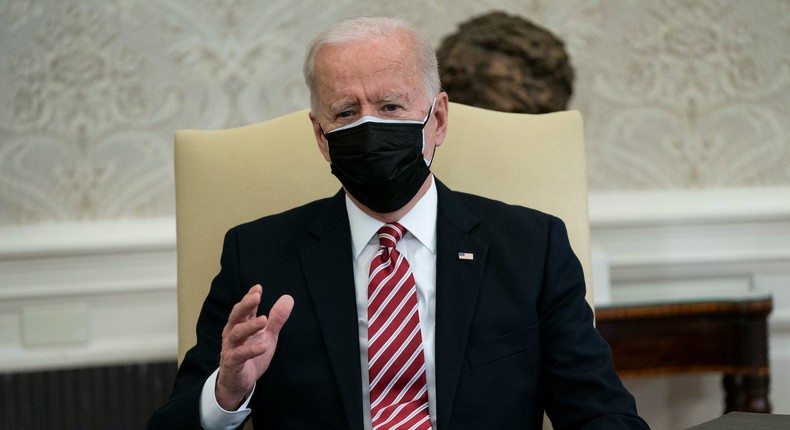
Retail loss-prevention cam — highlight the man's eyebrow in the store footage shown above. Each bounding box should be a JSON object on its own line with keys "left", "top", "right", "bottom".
{"left": 377, "top": 93, "right": 411, "bottom": 104}
{"left": 328, "top": 101, "right": 357, "bottom": 114}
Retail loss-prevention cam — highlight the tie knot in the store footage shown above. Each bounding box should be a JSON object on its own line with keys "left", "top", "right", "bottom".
{"left": 376, "top": 223, "right": 406, "bottom": 249}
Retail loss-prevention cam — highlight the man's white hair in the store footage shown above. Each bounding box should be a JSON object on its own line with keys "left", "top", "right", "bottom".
{"left": 303, "top": 16, "right": 441, "bottom": 113}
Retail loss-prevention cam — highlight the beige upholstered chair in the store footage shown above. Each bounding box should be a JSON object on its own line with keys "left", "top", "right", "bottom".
{"left": 174, "top": 102, "right": 591, "bottom": 427}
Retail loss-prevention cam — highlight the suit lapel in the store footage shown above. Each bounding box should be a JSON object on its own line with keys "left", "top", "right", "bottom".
{"left": 299, "top": 191, "right": 364, "bottom": 430}
{"left": 433, "top": 180, "right": 488, "bottom": 430}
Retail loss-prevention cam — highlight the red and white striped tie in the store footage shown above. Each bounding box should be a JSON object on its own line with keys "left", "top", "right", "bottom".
{"left": 368, "top": 223, "right": 432, "bottom": 430}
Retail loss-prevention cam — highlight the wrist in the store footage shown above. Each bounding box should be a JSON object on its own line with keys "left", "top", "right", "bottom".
{"left": 215, "top": 383, "right": 247, "bottom": 411}
{"left": 200, "top": 369, "right": 253, "bottom": 428}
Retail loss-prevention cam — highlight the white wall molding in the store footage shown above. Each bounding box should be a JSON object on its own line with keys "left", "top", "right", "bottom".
{"left": 0, "top": 217, "right": 178, "bottom": 372}
{"left": 0, "top": 218, "right": 176, "bottom": 260}
{"left": 589, "top": 187, "right": 790, "bottom": 286}
{"left": 589, "top": 187, "right": 790, "bottom": 227}
{"left": 0, "top": 218, "right": 176, "bottom": 301}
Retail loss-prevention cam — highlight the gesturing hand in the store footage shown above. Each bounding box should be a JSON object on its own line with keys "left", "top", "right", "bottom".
{"left": 215, "top": 284, "right": 294, "bottom": 410}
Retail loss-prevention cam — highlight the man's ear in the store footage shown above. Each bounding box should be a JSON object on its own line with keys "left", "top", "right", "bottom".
{"left": 430, "top": 92, "right": 450, "bottom": 149}
{"left": 309, "top": 112, "right": 331, "bottom": 162}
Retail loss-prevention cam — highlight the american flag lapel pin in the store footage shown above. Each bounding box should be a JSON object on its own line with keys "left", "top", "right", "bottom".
{"left": 458, "top": 252, "right": 474, "bottom": 261}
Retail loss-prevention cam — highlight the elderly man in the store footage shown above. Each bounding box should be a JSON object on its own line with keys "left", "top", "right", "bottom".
{"left": 148, "top": 16, "right": 648, "bottom": 430}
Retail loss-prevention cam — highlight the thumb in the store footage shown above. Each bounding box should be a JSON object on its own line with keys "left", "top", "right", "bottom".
{"left": 265, "top": 294, "right": 294, "bottom": 336}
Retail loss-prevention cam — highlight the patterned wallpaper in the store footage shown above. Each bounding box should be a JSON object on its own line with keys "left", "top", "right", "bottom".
{"left": 1, "top": 0, "right": 789, "bottom": 224}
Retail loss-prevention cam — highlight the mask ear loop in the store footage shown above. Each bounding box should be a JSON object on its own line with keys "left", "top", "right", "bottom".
{"left": 426, "top": 143, "right": 438, "bottom": 168}
{"left": 318, "top": 123, "right": 331, "bottom": 149}
{"left": 422, "top": 97, "right": 437, "bottom": 167}
{"left": 422, "top": 96, "right": 437, "bottom": 125}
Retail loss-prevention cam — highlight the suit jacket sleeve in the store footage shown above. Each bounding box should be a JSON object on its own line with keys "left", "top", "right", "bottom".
{"left": 539, "top": 216, "right": 648, "bottom": 429}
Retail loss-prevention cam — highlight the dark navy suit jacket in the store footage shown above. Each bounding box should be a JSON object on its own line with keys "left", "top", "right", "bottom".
{"left": 148, "top": 180, "right": 648, "bottom": 429}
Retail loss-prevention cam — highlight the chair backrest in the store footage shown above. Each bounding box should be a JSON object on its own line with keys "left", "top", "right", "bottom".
{"left": 174, "top": 102, "right": 591, "bottom": 362}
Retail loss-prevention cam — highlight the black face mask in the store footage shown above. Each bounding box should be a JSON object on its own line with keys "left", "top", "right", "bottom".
{"left": 323, "top": 106, "right": 434, "bottom": 213}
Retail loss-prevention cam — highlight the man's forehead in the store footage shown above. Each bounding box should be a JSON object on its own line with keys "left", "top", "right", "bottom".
{"left": 312, "top": 34, "right": 423, "bottom": 112}
{"left": 314, "top": 32, "right": 416, "bottom": 72}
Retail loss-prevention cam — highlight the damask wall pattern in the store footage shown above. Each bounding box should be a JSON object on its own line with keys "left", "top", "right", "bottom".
{"left": 1, "top": 0, "right": 789, "bottom": 224}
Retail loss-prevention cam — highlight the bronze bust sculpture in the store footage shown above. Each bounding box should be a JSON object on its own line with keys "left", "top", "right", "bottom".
{"left": 437, "top": 12, "right": 574, "bottom": 114}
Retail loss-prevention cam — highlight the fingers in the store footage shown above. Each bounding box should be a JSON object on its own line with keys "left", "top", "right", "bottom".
{"left": 227, "top": 285, "right": 263, "bottom": 326}
{"left": 226, "top": 315, "right": 267, "bottom": 346}
{"left": 264, "top": 295, "right": 295, "bottom": 337}
{"left": 227, "top": 295, "right": 294, "bottom": 347}
{"left": 223, "top": 287, "right": 293, "bottom": 349}
{"left": 224, "top": 330, "right": 268, "bottom": 365}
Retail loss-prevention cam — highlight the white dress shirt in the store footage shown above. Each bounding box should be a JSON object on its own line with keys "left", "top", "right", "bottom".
{"left": 200, "top": 177, "right": 439, "bottom": 430}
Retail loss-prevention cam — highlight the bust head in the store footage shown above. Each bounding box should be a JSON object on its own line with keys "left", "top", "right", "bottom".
{"left": 437, "top": 12, "right": 574, "bottom": 114}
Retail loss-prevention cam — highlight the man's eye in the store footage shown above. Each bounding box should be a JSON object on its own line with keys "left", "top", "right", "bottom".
{"left": 383, "top": 104, "right": 399, "bottom": 112}
{"left": 338, "top": 111, "right": 353, "bottom": 118}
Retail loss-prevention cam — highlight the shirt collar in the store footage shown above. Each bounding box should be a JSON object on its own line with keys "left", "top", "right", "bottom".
{"left": 346, "top": 176, "right": 438, "bottom": 260}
